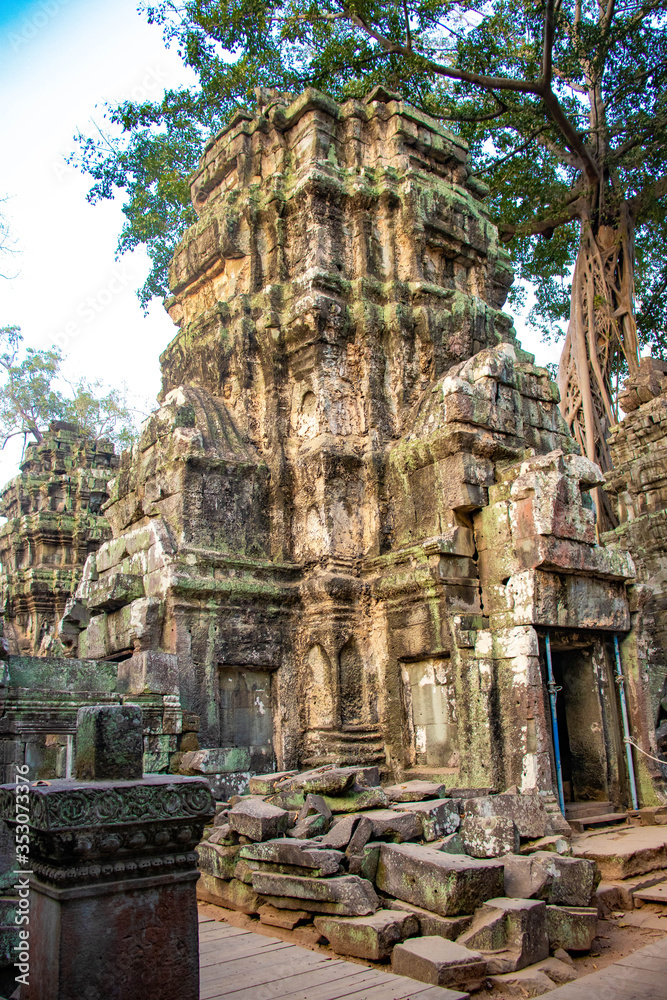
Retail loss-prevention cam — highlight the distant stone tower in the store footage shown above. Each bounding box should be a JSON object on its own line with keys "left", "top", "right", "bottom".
{"left": 0, "top": 421, "right": 116, "bottom": 654}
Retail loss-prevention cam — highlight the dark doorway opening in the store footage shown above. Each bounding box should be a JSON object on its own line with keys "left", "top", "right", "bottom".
{"left": 547, "top": 646, "right": 609, "bottom": 804}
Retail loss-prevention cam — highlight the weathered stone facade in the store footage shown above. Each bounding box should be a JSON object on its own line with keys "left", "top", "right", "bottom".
{"left": 0, "top": 420, "right": 116, "bottom": 656}
{"left": 49, "top": 87, "right": 659, "bottom": 811}
{"left": 604, "top": 358, "right": 667, "bottom": 775}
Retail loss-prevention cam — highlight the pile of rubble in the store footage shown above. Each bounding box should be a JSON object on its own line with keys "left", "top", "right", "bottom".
{"left": 197, "top": 766, "right": 600, "bottom": 994}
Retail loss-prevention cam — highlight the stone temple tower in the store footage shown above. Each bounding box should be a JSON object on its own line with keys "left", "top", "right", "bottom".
{"left": 66, "top": 87, "right": 656, "bottom": 809}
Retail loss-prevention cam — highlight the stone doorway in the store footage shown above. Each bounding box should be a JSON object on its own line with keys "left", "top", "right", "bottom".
{"left": 542, "top": 637, "right": 622, "bottom": 806}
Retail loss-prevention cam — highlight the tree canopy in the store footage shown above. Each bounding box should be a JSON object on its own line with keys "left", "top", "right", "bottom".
{"left": 0, "top": 326, "right": 141, "bottom": 454}
{"left": 72, "top": 0, "right": 667, "bottom": 497}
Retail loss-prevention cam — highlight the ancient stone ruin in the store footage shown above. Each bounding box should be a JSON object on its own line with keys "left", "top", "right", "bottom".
{"left": 0, "top": 420, "right": 116, "bottom": 656}
{"left": 1, "top": 87, "right": 664, "bottom": 809}
{"left": 1, "top": 84, "right": 667, "bottom": 997}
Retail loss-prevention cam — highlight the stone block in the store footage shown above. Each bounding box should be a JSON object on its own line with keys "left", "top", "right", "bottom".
{"left": 239, "top": 839, "right": 343, "bottom": 873}
{"left": 181, "top": 747, "right": 253, "bottom": 774}
{"left": 464, "top": 793, "right": 548, "bottom": 839}
{"left": 503, "top": 852, "right": 599, "bottom": 905}
{"left": 320, "top": 815, "right": 358, "bottom": 849}
{"left": 248, "top": 771, "right": 299, "bottom": 795}
{"left": 392, "top": 799, "right": 461, "bottom": 841}
{"left": 533, "top": 957, "right": 577, "bottom": 984}
{"left": 458, "top": 897, "right": 548, "bottom": 973}
{"left": 116, "top": 650, "right": 179, "bottom": 696}
{"left": 258, "top": 904, "right": 310, "bottom": 929}
{"left": 546, "top": 905, "right": 597, "bottom": 952}
{"left": 275, "top": 766, "right": 370, "bottom": 796}
{"left": 75, "top": 704, "right": 143, "bottom": 781}
{"left": 376, "top": 843, "right": 505, "bottom": 916}
{"left": 228, "top": 798, "right": 289, "bottom": 841}
{"left": 349, "top": 841, "right": 381, "bottom": 881}
{"left": 392, "top": 937, "right": 487, "bottom": 991}
{"left": 487, "top": 968, "right": 557, "bottom": 995}
{"left": 360, "top": 808, "right": 423, "bottom": 842}
{"left": 314, "top": 908, "right": 419, "bottom": 960}
{"left": 251, "top": 873, "right": 379, "bottom": 916}
{"left": 460, "top": 816, "right": 519, "bottom": 858}
{"left": 385, "top": 781, "right": 448, "bottom": 802}
{"left": 196, "top": 841, "right": 241, "bottom": 880}
{"left": 289, "top": 813, "right": 330, "bottom": 839}
{"left": 197, "top": 872, "right": 262, "bottom": 914}
{"left": 322, "top": 787, "right": 389, "bottom": 813}
{"left": 387, "top": 899, "right": 473, "bottom": 940}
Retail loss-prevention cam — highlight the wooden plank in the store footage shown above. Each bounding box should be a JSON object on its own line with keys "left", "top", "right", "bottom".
{"left": 204, "top": 962, "right": 379, "bottom": 1000}
{"left": 200, "top": 942, "right": 295, "bottom": 971}
{"left": 615, "top": 955, "right": 667, "bottom": 972}
{"left": 277, "top": 970, "right": 408, "bottom": 1000}
{"left": 199, "top": 937, "right": 291, "bottom": 960}
{"left": 200, "top": 952, "right": 333, "bottom": 997}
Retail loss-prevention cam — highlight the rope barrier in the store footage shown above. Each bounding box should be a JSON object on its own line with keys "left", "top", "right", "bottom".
{"left": 624, "top": 736, "right": 667, "bottom": 767}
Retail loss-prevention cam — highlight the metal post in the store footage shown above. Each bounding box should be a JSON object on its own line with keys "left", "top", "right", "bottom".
{"left": 545, "top": 631, "right": 565, "bottom": 815}
{"left": 613, "top": 634, "right": 639, "bottom": 811}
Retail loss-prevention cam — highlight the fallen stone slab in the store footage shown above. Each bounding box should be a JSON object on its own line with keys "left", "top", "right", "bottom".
{"left": 251, "top": 872, "right": 379, "bottom": 916}
{"left": 392, "top": 799, "right": 461, "bottom": 841}
{"left": 299, "top": 793, "right": 332, "bottom": 821}
{"left": 346, "top": 815, "right": 373, "bottom": 857}
{"left": 502, "top": 851, "right": 599, "bottom": 905}
{"left": 197, "top": 872, "right": 261, "bottom": 915}
{"left": 322, "top": 787, "right": 389, "bottom": 813}
{"left": 458, "top": 897, "right": 548, "bottom": 973}
{"left": 546, "top": 905, "right": 597, "bottom": 952}
{"left": 464, "top": 793, "right": 548, "bottom": 839}
{"left": 519, "top": 836, "right": 571, "bottom": 855}
{"left": 196, "top": 842, "right": 241, "bottom": 880}
{"left": 392, "top": 937, "right": 487, "bottom": 991}
{"left": 258, "top": 903, "right": 310, "bottom": 929}
{"left": 288, "top": 813, "right": 329, "bottom": 839}
{"left": 319, "top": 815, "right": 358, "bottom": 849}
{"left": 460, "top": 816, "right": 519, "bottom": 858}
{"left": 314, "top": 908, "right": 419, "bottom": 960}
{"left": 533, "top": 957, "right": 577, "bottom": 984}
{"left": 376, "top": 843, "right": 504, "bottom": 916}
{"left": 228, "top": 798, "right": 289, "bottom": 841}
{"left": 360, "top": 808, "right": 423, "bottom": 842}
{"left": 385, "top": 781, "right": 448, "bottom": 802}
{"left": 437, "top": 833, "right": 467, "bottom": 854}
{"left": 387, "top": 899, "right": 473, "bottom": 940}
{"left": 348, "top": 841, "right": 381, "bottom": 881}
{"left": 235, "top": 857, "right": 342, "bottom": 882}
{"left": 487, "top": 967, "right": 556, "bottom": 996}
{"left": 274, "top": 765, "right": 379, "bottom": 796}
{"left": 571, "top": 825, "right": 667, "bottom": 879}
{"left": 239, "top": 838, "right": 343, "bottom": 873}
{"left": 248, "top": 771, "right": 299, "bottom": 795}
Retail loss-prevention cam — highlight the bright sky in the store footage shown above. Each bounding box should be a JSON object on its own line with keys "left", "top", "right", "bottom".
{"left": 0, "top": 0, "right": 562, "bottom": 488}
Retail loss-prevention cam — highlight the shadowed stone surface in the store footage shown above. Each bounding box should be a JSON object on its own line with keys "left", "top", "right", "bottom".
{"left": 545, "top": 905, "right": 598, "bottom": 952}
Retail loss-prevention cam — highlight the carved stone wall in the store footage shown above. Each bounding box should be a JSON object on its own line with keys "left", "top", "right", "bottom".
{"left": 60, "top": 89, "right": 660, "bottom": 806}
{"left": 0, "top": 421, "right": 116, "bottom": 655}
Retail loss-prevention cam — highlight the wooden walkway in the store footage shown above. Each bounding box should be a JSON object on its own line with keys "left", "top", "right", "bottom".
{"left": 198, "top": 913, "right": 467, "bottom": 1000}
{"left": 546, "top": 936, "right": 667, "bottom": 1000}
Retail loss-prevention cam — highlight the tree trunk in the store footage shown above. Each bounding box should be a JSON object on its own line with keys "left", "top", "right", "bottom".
{"left": 557, "top": 198, "right": 640, "bottom": 528}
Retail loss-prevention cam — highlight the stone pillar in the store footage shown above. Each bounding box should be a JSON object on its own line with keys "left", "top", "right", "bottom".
{"left": 0, "top": 705, "right": 214, "bottom": 1000}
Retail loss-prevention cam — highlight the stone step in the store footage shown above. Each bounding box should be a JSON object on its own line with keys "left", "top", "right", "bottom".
{"left": 568, "top": 811, "right": 628, "bottom": 833}
{"left": 564, "top": 800, "right": 612, "bottom": 819}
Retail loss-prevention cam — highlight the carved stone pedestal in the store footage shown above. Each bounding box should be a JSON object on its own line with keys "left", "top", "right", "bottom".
{"left": 0, "top": 774, "right": 214, "bottom": 1000}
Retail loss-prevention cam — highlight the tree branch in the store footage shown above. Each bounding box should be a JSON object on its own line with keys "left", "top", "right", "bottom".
{"left": 499, "top": 196, "right": 586, "bottom": 242}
